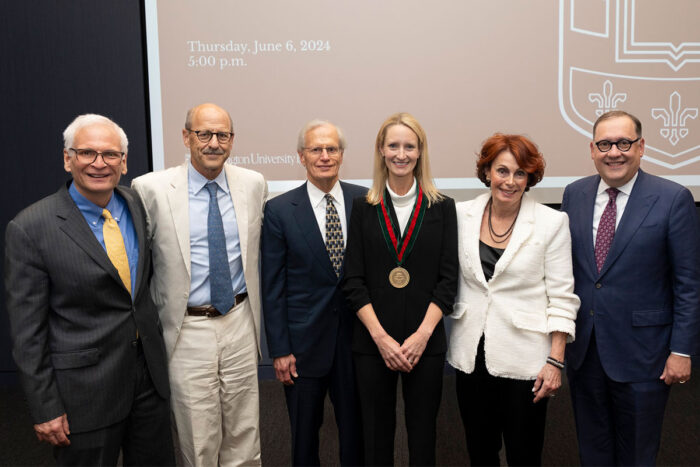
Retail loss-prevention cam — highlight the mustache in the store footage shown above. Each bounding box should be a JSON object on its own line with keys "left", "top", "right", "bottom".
{"left": 202, "top": 148, "right": 226, "bottom": 155}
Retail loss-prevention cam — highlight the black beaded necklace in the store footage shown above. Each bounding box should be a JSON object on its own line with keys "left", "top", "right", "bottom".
{"left": 487, "top": 197, "right": 519, "bottom": 244}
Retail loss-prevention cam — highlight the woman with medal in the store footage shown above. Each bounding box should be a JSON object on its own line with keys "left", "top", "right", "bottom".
{"left": 343, "top": 113, "right": 458, "bottom": 465}
{"left": 447, "top": 134, "right": 580, "bottom": 466}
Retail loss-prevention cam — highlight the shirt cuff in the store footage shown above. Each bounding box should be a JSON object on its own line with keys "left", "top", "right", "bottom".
{"left": 671, "top": 351, "right": 691, "bottom": 358}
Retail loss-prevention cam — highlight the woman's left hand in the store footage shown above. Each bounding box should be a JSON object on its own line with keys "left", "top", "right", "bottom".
{"left": 400, "top": 329, "right": 430, "bottom": 370}
{"left": 532, "top": 362, "right": 562, "bottom": 403}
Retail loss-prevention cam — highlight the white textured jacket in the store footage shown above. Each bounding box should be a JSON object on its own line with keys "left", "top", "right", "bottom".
{"left": 447, "top": 193, "right": 580, "bottom": 380}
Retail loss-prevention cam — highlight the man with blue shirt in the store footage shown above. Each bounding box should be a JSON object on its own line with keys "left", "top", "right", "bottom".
{"left": 132, "top": 103, "right": 267, "bottom": 466}
{"left": 5, "top": 114, "right": 173, "bottom": 466}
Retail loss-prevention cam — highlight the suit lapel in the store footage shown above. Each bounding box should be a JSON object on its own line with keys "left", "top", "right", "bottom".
{"left": 225, "top": 164, "right": 249, "bottom": 268}
{"left": 293, "top": 182, "right": 337, "bottom": 280}
{"left": 118, "top": 186, "right": 145, "bottom": 298}
{"left": 56, "top": 185, "right": 126, "bottom": 290}
{"left": 460, "top": 194, "right": 489, "bottom": 288}
{"left": 574, "top": 176, "right": 599, "bottom": 276}
{"left": 491, "top": 193, "right": 535, "bottom": 282}
{"left": 599, "top": 171, "right": 658, "bottom": 277}
{"left": 167, "top": 164, "right": 191, "bottom": 276}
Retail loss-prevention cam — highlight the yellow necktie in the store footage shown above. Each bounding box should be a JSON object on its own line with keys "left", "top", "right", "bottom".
{"left": 102, "top": 209, "right": 132, "bottom": 295}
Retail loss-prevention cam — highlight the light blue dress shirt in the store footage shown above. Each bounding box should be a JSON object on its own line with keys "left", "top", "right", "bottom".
{"left": 187, "top": 162, "right": 246, "bottom": 307}
{"left": 69, "top": 182, "right": 139, "bottom": 296}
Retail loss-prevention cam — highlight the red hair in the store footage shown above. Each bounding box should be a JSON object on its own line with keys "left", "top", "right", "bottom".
{"left": 476, "top": 133, "right": 545, "bottom": 190}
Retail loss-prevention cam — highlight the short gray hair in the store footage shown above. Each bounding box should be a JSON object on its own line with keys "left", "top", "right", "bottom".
{"left": 63, "top": 114, "right": 128, "bottom": 153}
{"left": 297, "top": 119, "right": 346, "bottom": 152}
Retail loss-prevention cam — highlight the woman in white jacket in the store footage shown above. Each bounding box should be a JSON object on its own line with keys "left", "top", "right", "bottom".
{"left": 447, "top": 134, "right": 580, "bottom": 466}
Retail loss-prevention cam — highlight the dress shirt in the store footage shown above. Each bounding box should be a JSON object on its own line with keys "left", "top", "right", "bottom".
{"left": 188, "top": 162, "right": 246, "bottom": 307}
{"left": 306, "top": 180, "right": 348, "bottom": 247}
{"left": 386, "top": 178, "right": 417, "bottom": 236}
{"left": 68, "top": 182, "right": 139, "bottom": 295}
{"left": 591, "top": 172, "right": 637, "bottom": 247}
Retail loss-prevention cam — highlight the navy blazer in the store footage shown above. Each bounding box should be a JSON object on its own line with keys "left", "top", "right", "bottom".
{"left": 5, "top": 183, "right": 169, "bottom": 433}
{"left": 562, "top": 170, "right": 700, "bottom": 382}
{"left": 261, "top": 181, "right": 367, "bottom": 377}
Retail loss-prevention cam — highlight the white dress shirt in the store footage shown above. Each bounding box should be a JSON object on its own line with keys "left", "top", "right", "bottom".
{"left": 591, "top": 172, "right": 637, "bottom": 248}
{"left": 306, "top": 180, "right": 347, "bottom": 247}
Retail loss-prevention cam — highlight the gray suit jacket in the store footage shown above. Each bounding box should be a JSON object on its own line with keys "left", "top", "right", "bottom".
{"left": 4, "top": 182, "right": 169, "bottom": 433}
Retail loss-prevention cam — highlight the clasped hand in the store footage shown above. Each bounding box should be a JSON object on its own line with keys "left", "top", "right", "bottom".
{"left": 374, "top": 330, "right": 430, "bottom": 372}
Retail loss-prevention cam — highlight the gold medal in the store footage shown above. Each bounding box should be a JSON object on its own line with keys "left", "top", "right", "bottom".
{"left": 389, "top": 266, "right": 410, "bottom": 288}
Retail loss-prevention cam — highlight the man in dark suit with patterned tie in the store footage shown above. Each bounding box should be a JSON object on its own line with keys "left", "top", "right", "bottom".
{"left": 562, "top": 110, "right": 700, "bottom": 465}
{"left": 5, "top": 114, "right": 173, "bottom": 466}
{"left": 261, "top": 120, "right": 366, "bottom": 465}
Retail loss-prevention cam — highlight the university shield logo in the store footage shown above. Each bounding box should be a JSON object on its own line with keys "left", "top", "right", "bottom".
{"left": 558, "top": 0, "right": 700, "bottom": 169}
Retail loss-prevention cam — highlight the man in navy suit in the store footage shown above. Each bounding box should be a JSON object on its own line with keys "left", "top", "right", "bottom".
{"left": 562, "top": 110, "right": 700, "bottom": 465}
{"left": 261, "top": 120, "right": 365, "bottom": 465}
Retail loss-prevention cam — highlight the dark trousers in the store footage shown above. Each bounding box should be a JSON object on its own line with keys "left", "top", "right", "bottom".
{"left": 568, "top": 332, "right": 670, "bottom": 466}
{"left": 284, "top": 341, "right": 362, "bottom": 466}
{"left": 455, "top": 338, "right": 548, "bottom": 466}
{"left": 354, "top": 352, "right": 444, "bottom": 466}
{"left": 54, "top": 350, "right": 174, "bottom": 466}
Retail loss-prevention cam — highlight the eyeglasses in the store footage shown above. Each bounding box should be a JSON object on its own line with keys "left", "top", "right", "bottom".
{"left": 303, "top": 146, "right": 341, "bottom": 156}
{"left": 594, "top": 137, "right": 641, "bottom": 152}
{"left": 187, "top": 129, "right": 234, "bottom": 144}
{"left": 69, "top": 148, "right": 125, "bottom": 165}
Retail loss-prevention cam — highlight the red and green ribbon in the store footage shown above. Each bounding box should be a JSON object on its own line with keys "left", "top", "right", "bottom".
{"left": 376, "top": 184, "right": 426, "bottom": 266}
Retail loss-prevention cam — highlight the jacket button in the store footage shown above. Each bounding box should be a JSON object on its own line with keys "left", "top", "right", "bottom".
{"left": 589, "top": 310, "right": 594, "bottom": 316}
{"left": 595, "top": 283, "right": 602, "bottom": 289}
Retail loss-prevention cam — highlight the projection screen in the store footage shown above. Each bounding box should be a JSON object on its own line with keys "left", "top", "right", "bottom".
{"left": 145, "top": 0, "right": 700, "bottom": 203}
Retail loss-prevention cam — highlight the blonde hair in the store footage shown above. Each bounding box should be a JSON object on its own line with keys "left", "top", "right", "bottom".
{"left": 366, "top": 112, "right": 442, "bottom": 206}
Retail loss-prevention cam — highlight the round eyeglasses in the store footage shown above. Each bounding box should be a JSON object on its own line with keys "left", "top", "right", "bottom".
{"left": 594, "top": 137, "right": 640, "bottom": 152}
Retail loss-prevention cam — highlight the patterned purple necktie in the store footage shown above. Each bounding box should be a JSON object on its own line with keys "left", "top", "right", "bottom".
{"left": 594, "top": 187, "right": 619, "bottom": 273}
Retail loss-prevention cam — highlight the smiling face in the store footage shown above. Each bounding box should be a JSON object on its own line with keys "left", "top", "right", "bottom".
{"left": 298, "top": 124, "right": 343, "bottom": 192}
{"left": 488, "top": 150, "right": 528, "bottom": 208}
{"left": 591, "top": 115, "right": 644, "bottom": 187}
{"left": 381, "top": 124, "right": 419, "bottom": 183}
{"left": 183, "top": 103, "right": 233, "bottom": 180}
{"left": 63, "top": 123, "right": 127, "bottom": 207}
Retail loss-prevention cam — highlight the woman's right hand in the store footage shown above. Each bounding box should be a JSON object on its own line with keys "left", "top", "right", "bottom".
{"left": 373, "top": 332, "right": 413, "bottom": 372}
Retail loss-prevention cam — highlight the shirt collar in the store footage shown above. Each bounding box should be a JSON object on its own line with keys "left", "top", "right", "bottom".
{"left": 597, "top": 171, "right": 638, "bottom": 197}
{"left": 306, "top": 179, "right": 343, "bottom": 210}
{"left": 188, "top": 161, "right": 230, "bottom": 195}
{"left": 68, "top": 182, "right": 124, "bottom": 224}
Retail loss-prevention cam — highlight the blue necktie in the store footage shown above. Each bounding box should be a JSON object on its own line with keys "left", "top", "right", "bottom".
{"left": 206, "top": 182, "right": 235, "bottom": 314}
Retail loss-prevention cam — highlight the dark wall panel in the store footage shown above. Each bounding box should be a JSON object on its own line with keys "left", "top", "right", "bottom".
{"left": 0, "top": 0, "right": 150, "bottom": 371}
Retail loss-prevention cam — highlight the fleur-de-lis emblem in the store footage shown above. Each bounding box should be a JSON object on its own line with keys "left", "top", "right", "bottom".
{"left": 651, "top": 92, "right": 698, "bottom": 146}
{"left": 589, "top": 80, "right": 627, "bottom": 117}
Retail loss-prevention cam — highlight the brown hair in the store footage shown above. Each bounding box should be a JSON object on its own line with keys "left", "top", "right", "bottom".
{"left": 476, "top": 133, "right": 545, "bottom": 191}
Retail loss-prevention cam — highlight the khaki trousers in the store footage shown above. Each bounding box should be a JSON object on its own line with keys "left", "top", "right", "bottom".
{"left": 169, "top": 299, "right": 261, "bottom": 467}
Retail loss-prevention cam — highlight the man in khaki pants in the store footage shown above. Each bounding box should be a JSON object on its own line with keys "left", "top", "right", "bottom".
{"left": 133, "top": 103, "right": 267, "bottom": 466}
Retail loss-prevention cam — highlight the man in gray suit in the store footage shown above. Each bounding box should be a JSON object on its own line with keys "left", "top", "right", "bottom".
{"left": 5, "top": 114, "right": 174, "bottom": 466}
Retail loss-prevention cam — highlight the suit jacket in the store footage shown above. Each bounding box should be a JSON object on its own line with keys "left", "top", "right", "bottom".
{"left": 131, "top": 162, "right": 267, "bottom": 358}
{"left": 261, "top": 181, "right": 367, "bottom": 377}
{"left": 343, "top": 193, "right": 458, "bottom": 355}
{"left": 562, "top": 170, "right": 700, "bottom": 382}
{"left": 446, "top": 193, "right": 579, "bottom": 380}
{"left": 4, "top": 183, "right": 169, "bottom": 433}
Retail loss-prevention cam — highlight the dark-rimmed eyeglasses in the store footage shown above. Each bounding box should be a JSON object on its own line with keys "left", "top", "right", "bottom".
{"left": 69, "top": 148, "right": 125, "bottom": 165}
{"left": 303, "top": 146, "right": 340, "bottom": 156}
{"left": 594, "top": 137, "right": 640, "bottom": 152}
{"left": 187, "top": 129, "right": 234, "bottom": 144}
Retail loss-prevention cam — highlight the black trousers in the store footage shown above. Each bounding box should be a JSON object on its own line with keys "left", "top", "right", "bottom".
{"left": 455, "top": 337, "right": 548, "bottom": 466}
{"left": 354, "top": 352, "right": 444, "bottom": 466}
{"left": 54, "top": 350, "right": 174, "bottom": 466}
{"left": 284, "top": 336, "right": 362, "bottom": 466}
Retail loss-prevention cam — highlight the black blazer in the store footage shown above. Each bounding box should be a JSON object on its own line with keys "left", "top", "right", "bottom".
{"left": 343, "top": 193, "right": 458, "bottom": 355}
{"left": 4, "top": 183, "right": 169, "bottom": 433}
{"left": 261, "top": 181, "right": 367, "bottom": 377}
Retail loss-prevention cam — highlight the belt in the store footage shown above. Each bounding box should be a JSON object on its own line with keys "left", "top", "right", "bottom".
{"left": 186, "top": 293, "right": 248, "bottom": 317}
